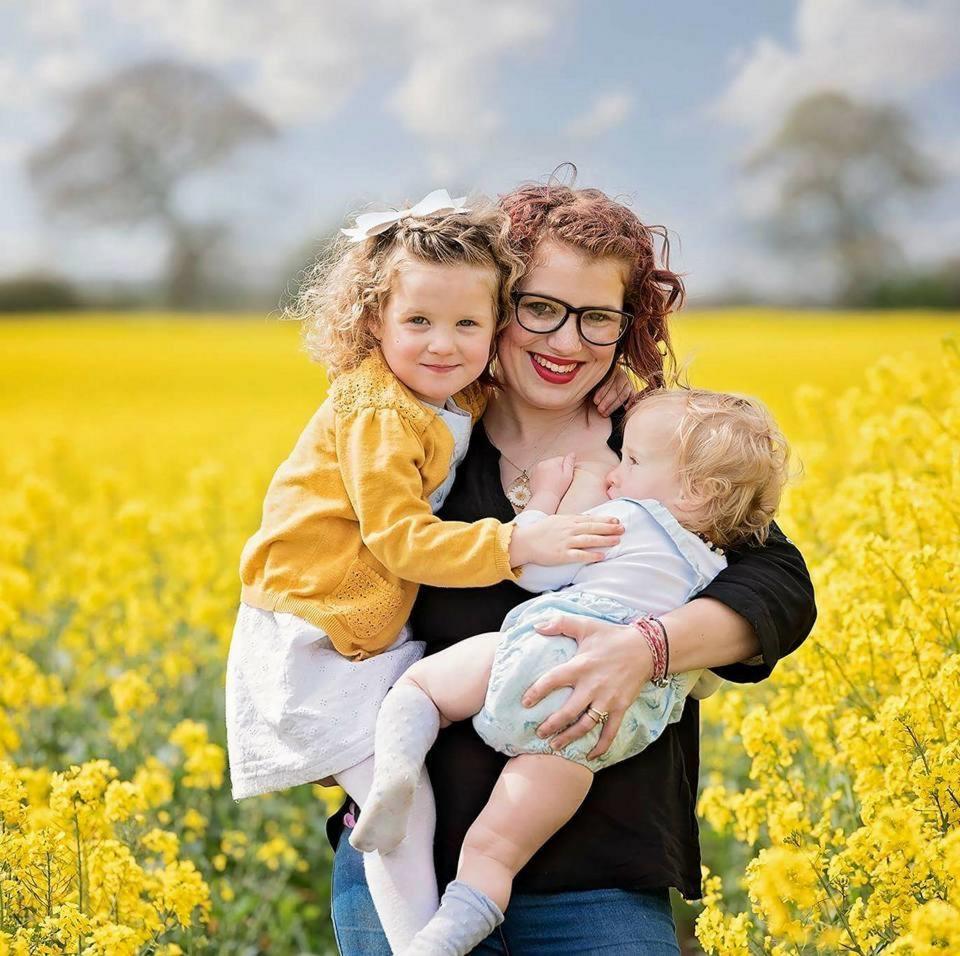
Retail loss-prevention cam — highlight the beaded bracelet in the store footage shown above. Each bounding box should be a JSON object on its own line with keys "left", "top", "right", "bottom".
{"left": 632, "top": 616, "right": 670, "bottom": 687}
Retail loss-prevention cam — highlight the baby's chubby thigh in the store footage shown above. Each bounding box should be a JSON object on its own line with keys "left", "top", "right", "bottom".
{"left": 473, "top": 603, "right": 585, "bottom": 759}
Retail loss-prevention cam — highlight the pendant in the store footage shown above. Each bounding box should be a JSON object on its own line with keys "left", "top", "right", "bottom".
{"left": 506, "top": 471, "right": 532, "bottom": 512}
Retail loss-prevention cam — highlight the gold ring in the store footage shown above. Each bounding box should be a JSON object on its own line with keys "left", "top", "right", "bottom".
{"left": 586, "top": 706, "right": 609, "bottom": 726}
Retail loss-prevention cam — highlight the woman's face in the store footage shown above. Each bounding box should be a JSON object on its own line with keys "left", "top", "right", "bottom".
{"left": 496, "top": 239, "right": 627, "bottom": 411}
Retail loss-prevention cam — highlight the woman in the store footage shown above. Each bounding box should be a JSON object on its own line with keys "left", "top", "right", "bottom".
{"left": 327, "top": 183, "right": 816, "bottom": 954}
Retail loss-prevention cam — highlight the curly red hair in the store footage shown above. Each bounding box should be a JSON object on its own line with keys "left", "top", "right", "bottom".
{"left": 499, "top": 178, "right": 682, "bottom": 390}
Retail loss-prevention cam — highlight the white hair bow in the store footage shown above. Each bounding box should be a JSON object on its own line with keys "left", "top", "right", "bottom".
{"left": 341, "top": 188, "right": 470, "bottom": 243}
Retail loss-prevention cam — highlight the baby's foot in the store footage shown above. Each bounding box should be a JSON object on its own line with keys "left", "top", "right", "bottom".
{"left": 349, "top": 770, "right": 417, "bottom": 854}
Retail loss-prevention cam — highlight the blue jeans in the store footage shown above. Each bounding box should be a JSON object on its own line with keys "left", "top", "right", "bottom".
{"left": 331, "top": 833, "right": 680, "bottom": 955}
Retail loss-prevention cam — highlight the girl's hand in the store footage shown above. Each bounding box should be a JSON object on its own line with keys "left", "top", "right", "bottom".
{"left": 509, "top": 515, "right": 622, "bottom": 567}
{"left": 521, "top": 614, "right": 654, "bottom": 759}
{"left": 593, "top": 367, "right": 641, "bottom": 418}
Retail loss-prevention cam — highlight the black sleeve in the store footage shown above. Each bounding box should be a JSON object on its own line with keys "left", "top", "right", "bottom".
{"left": 698, "top": 520, "right": 816, "bottom": 684}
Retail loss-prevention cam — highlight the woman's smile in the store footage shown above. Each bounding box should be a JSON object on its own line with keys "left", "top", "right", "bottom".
{"left": 528, "top": 351, "right": 583, "bottom": 383}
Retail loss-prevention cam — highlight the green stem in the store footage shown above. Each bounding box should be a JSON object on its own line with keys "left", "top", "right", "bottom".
{"left": 74, "top": 810, "right": 84, "bottom": 915}
{"left": 813, "top": 642, "right": 877, "bottom": 720}
{"left": 808, "top": 851, "right": 867, "bottom": 956}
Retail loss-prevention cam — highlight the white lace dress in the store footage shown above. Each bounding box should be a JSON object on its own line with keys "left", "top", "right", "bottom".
{"left": 225, "top": 399, "right": 473, "bottom": 800}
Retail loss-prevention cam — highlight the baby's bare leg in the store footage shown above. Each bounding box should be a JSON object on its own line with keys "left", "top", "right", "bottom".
{"left": 402, "top": 756, "right": 592, "bottom": 953}
{"left": 457, "top": 754, "right": 593, "bottom": 912}
{"left": 350, "top": 633, "right": 501, "bottom": 854}
{"left": 404, "top": 631, "right": 501, "bottom": 726}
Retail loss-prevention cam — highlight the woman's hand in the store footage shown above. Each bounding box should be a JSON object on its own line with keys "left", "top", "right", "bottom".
{"left": 592, "top": 367, "right": 641, "bottom": 417}
{"left": 521, "top": 614, "right": 654, "bottom": 760}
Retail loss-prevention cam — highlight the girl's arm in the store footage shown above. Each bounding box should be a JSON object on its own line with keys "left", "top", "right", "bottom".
{"left": 337, "top": 408, "right": 621, "bottom": 587}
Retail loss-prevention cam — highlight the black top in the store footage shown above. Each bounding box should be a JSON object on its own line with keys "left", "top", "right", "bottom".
{"left": 327, "top": 411, "right": 817, "bottom": 900}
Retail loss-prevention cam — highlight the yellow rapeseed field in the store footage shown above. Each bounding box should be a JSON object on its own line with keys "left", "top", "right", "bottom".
{"left": 1, "top": 311, "right": 957, "bottom": 954}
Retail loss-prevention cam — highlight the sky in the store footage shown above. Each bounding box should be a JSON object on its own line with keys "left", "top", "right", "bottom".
{"left": 2, "top": 0, "right": 959, "bottom": 302}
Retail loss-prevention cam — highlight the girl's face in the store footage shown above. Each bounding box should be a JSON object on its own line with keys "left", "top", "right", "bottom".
{"left": 605, "top": 400, "right": 688, "bottom": 514}
{"left": 377, "top": 255, "right": 498, "bottom": 405}
{"left": 496, "top": 239, "right": 627, "bottom": 411}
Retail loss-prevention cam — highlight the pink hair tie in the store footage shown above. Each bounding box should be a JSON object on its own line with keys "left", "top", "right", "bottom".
{"left": 632, "top": 617, "right": 670, "bottom": 687}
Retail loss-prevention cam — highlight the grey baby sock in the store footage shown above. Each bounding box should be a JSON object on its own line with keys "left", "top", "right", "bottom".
{"left": 401, "top": 880, "right": 504, "bottom": 956}
{"left": 350, "top": 681, "right": 441, "bottom": 854}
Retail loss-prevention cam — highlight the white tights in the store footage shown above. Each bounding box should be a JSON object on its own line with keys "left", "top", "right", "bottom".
{"left": 334, "top": 756, "right": 439, "bottom": 952}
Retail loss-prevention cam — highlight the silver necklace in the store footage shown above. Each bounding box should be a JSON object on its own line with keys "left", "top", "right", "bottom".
{"left": 495, "top": 409, "right": 585, "bottom": 513}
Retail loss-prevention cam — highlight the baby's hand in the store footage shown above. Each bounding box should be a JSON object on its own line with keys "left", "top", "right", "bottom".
{"left": 530, "top": 453, "right": 576, "bottom": 500}
{"left": 509, "top": 513, "right": 622, "bottom": 567}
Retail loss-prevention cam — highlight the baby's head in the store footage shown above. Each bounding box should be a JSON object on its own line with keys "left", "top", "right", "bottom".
{"left": 606, "top": 388, "right": 790, "bottom": 547}
{"left": 295, "top": 194, "right": 524, "bottom": 403}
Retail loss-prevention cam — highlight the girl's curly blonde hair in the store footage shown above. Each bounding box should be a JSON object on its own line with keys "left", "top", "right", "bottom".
{"left": 290, "top": 196, "right": 525, "bottom": 380}
{"left": 632, "top": 388, "right": 792, "bottom": 548}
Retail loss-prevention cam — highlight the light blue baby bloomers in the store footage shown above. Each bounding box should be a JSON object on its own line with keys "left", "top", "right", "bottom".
{"left": 472, "top": 497, "right": 723, "bottom": 772}
{"left": 472, "top": 591, "right": 695, "bottom": 771}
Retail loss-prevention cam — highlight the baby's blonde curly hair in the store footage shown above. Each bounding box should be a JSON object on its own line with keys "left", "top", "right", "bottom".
{"left": 290, "top": 196, "right": 525, "bottom": 380}
{"left": 632, "top": 388, "right": 792, "bottom": 547}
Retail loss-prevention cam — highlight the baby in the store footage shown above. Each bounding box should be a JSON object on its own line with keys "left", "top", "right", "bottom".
{"left": 351, "top": 386, "right": 791, "bottom": 955}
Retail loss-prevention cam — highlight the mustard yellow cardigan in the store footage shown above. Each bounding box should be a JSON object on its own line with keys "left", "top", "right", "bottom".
{"left": 239, "top": 350, "right": 517, "bottom": 659}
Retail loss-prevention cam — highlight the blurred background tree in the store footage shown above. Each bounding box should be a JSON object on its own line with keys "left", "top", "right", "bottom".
{"left": 28, "top": 60, "right": 276, "bottom": 309}
{"left": 746, "top": 91, "right": 941, "bottom": 305}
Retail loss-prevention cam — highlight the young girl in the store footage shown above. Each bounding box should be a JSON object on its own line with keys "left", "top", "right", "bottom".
{"left": 351, "top": 387, "right": 791, "bottom": 955}
{"left": 224, "top": 190, "right": 624, "bottom": 951}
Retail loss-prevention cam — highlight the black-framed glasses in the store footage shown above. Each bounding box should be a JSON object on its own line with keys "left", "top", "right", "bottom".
{"left": 511, "top": 291, "right": 632, "bottom": 346}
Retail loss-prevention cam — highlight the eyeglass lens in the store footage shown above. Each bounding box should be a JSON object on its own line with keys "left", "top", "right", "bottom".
{"left": 515, "top": 294, "right": 626, "bottom": 345}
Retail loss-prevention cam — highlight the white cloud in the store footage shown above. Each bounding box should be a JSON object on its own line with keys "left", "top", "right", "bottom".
{"left": 564, "top": 91, "right": 632, "bottom": 139}
{"left": 1, "top": 0, "right": 572, "bottom": 275}
{"left": 108, "top": 0, "right": 365, "bottom": 124}
{"left": 34, "top": 49, "right": 101, "bottom": 95}
{"left": 12, "top": 0, "right": 566, "bottom": 163}
{"left": 25, "top": 0, "right": 93, "bottom": 38}
{"left": 714, "top": 0, "right": 960, "bottom": 132}
{"left": 382, "top": 0, "right": 561, "bottom": 172}
{"left": 935, "top": 136, "right": 960, "bottom": 177}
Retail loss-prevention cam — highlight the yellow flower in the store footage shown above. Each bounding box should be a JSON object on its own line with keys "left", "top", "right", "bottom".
{"left": 150, "top": 859, "right": 211, "bottom": 928}
{"left": 104, "top": 779, "right": 145, "bottom": 823}
{"left": 141, "top": 828, "right": 181, "bottom": 864}
{"left": 255, "top": 835, "right": 300, "bottom": 872}
{"left": 109, "top": 670, "right": 158, "bottom": 715}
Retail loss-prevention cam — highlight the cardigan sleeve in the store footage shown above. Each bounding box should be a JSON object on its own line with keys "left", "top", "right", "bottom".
{"left": 698, "top": 520, "right": 817, "bottom": 683}
{"left": 336, "top": 406, "right": 519, "bottom": 587}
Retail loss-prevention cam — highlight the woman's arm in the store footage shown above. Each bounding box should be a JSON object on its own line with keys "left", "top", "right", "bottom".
{"left": 659, "top": 596, "right": 761, "bottom": 672}
{"left": 688, "top": 520, "right": 817, "bottom": 682}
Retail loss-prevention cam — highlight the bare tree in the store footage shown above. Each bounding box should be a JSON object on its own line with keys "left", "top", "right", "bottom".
{"left": 29, "top": 60, "right": 276, "bottom": 307}
{"left": 746, "top": 91, "right": 937, "bottom": 303}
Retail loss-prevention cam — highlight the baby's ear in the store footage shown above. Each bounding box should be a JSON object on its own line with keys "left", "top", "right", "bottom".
{"left": 675, "top": 491, "right": 707, "bottom": 519}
